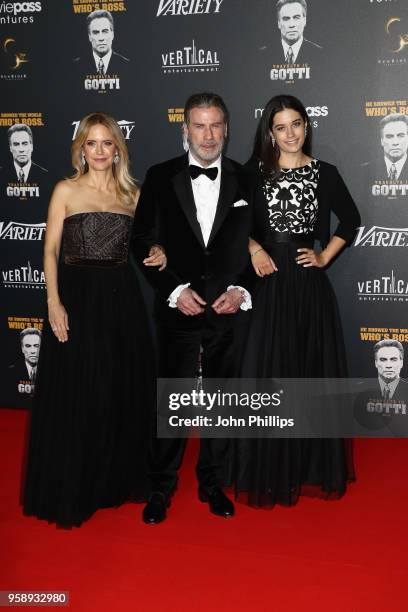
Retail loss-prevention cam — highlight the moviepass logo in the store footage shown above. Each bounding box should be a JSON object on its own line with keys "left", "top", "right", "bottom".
{"left": 0, "top": 2, "right": 42, "bottom": 14}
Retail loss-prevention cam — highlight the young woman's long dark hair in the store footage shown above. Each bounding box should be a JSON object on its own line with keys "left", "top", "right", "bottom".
{"left": 253, "top": 95, "right": 312, "bottom": 179}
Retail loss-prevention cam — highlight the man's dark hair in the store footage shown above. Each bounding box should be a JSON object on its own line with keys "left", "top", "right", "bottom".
{"left": 380, "top": 113, "right": 408, "bottom": 134}
{"left": 8, "top": 124, "right": 33, "bottom": 144}
{"left": 276, "top": 0, "right": 307, "bottom": 18}
{"left": 87, "top": 9, "right": 114, "bottom": 32}
{"left": 374, "top": 339, "right": 404, "bottom": 360}
{"left": 184, "top": 92, "right": 229, "bottom": 125}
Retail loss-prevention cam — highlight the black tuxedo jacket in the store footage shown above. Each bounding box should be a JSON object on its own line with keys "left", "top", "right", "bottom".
{"left": 2, "top": 161, "right": 47, "bottom": 184}
{"left": 132, "top": 154, "right": 252, "bottom": 328}
{"left": 73, "top": 50, "right": 130, "bottom": 75}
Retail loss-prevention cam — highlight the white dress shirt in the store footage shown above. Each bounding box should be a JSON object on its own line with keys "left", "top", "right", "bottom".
{"left": 14, "top": 161, "right": 31, "bottom": 182}
{"left": 384, "top": 154, "right": 407, "bottom": 180}
{"left": 93, "top": 50, "right": 112, "bottom": 74}
{"left": 281, "top": 37, "right": 303, "bottom": 63}
{"left": 168, "top": 153, "right": 251, "bottom": 310}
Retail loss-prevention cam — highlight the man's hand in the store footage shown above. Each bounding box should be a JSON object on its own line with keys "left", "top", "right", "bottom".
{"left": 177, "top": 288, "right": 206, "bottom": 316}
{"left": 212, "top": 288, "right": 243, "bottom": 315}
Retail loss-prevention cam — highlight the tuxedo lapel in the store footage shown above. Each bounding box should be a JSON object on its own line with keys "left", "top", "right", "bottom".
{"left": 172, "top": 158, "right": 205, "bottom": 248}
{"left": 207, "top": 157, "right": 238, "bottom": 245}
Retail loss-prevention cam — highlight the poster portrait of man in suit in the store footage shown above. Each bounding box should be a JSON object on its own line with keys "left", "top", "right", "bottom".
{"left": 258, "top": 0, "right": 323, "bottom": 84}
{"left": 354, "top": 340, "right": 408, "bottom": 433}
{"left": 3, "top": 124, "right": 47, "bottom": 185}
{"left": 73, "top": 10, "right": 130, "bottom": 76}
{"left": 275, "top": 0, "right": 322, "bottom": 65}
{"left": 378, "top": 114, "right": 408, "bottom": 181}
{"left": 11, "top": 328, "right": 42, "bottom": 395}
{"left": 373, "top": 339, "right": 407, "bottom": 400}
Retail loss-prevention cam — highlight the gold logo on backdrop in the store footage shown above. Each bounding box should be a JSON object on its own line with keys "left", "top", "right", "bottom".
{"left": 3, "top": 38, "right": 29, "bottom": 70}
{"left": 386, "top": 17, "right": 408, "bottom": 53}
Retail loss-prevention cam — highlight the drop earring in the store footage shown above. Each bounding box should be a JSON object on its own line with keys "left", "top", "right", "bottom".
{"left": 81, "top": 152, "right": 86, "bottom": 166}
{"left": 271, "top": 135, "right": 276, "bottom": 147}
{"left": 113, "top": 153, "right": 119, "bottom": 164}
{"left": 304, "top": 125, "right": 308, "bottom": 138}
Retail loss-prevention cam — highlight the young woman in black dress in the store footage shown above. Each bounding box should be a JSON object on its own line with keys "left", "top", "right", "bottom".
{"left": 234, "top": 95, "right": 360, "bottom": 508}
{"left": 23, "top": 113, "right": 166, "bottom": 527}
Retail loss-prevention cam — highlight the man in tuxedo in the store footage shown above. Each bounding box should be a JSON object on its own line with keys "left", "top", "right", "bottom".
{"left": 275, "top": 0, "right": 322, "bottom": 64}
{"left": 378, "top": 114, "right": 408, "bottom": 181}
{"left": 133, "top": 92, "right": 252, "bottom": 524}
{"left": 73, "top": 10, "right": 129, "bottom": 75}
{"left": 5, "top": 124, "right": 47, "bottom": 183}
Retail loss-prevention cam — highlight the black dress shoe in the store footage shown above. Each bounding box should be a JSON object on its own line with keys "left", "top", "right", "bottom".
{"left": 198, "top": 487, "right": 235, "bottom": 518}
{"left": 142, "top": 493, "right": 169, "bottom": 525}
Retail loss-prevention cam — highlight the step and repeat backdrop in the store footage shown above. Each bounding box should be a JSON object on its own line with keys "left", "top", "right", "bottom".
{"left": 1, "top": 0, "right": 407, "bottom": 407}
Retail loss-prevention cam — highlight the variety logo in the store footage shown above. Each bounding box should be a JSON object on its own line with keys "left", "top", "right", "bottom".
{"left": 357, "top": 270, "right": 408, "bottom": 302}
{"left": 72, "top": 119, "right": 135, "bottom": 140}
{"left": 2, "top": 260, "right": 45, "bottom": 289}
{"left": 157, "top": 0, "right": 224, "bottom": 16}
{"left": 354, "top": 225, "right": 408, "bottom": 247}
{"left": 0, "top": 221, "right": 46, "bottom": 240}
{"left": 162, "top": 40, "right": 220, "bottom": 74}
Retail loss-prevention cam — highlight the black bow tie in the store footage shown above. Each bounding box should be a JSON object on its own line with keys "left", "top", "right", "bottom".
{"left": 189, "top": 165, "right": 218, "bottom": 181}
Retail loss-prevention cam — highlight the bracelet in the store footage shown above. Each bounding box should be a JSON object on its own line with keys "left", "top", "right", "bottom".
{"left": 250, "top": 247, "right": 264, "bottom": 258}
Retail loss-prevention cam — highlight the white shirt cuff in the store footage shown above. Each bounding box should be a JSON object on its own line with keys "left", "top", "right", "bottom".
{"left": 168, "top": 283, "right": 191, "bottom": 308}
{"left": 227, "top": 285, "right": 252, "bottom": 311}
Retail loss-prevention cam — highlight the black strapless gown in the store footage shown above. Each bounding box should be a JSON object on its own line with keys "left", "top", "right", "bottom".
{"left": 23, "top": 212, "right": 154, "bottom": 527}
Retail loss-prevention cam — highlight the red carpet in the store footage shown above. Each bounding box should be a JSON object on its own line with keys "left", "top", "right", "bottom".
{"left": 1, "top": 408, "right": 407, "bottom": 611}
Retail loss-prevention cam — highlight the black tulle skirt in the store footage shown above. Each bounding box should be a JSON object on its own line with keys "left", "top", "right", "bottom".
{"left": 234, "top": 238, "right": 355, "bottom": 508}
{"left": 23, "top": 263, "right": 154, "bottom": 527}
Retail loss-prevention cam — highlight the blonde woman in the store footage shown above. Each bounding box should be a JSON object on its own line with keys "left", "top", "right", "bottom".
{"left": 23, "top": 113, "right": 165, "bottom": 527}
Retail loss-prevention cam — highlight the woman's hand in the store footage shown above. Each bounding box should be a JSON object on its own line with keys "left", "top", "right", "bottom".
{"left": 48, "top": 299, "right": 69, "bottom": 342}
{"left": 143, "top": 245, "right": 167, "bottom": 271}
{"left": 251, "top": 248, "right": 278, "bottom": 277}
{"left": 296, "top": 248, "right": 328, "bottom": 268}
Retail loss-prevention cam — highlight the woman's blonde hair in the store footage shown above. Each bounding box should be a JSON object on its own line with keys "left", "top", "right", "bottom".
{"left": 71, "top": 112, "right": 138, "bottom": 208}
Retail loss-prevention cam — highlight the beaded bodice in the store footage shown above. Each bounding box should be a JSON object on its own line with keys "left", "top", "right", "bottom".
{"left": 62, "top": 212, "right": 133, "bottom": 265}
